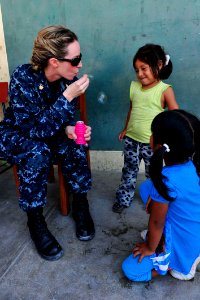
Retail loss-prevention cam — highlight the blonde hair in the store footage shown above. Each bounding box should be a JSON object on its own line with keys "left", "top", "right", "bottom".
{"left": 30, "top": 25, "right": 78, "bottom": 70}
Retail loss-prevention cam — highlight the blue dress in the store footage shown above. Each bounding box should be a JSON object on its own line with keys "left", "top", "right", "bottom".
{"left": 140, "top": 160, "right": 200, "bottom": 275}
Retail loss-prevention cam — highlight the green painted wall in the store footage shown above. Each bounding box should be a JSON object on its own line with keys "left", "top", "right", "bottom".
{"left": 1, "top": 0, "right": 200, "bottom": 150}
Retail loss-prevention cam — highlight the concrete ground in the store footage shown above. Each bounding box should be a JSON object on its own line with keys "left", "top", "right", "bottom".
{"left": 0, "top": 167, "right": 200, "bottom": 300}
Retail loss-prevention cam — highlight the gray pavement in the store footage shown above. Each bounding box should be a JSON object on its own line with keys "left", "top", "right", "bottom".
{"left": 0, "top": 168, "right": 200, "bottom": 300}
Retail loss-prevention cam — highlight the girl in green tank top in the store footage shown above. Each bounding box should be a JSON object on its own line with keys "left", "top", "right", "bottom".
{"left": 113, "top": 44, "right": 179, "bottom": 213}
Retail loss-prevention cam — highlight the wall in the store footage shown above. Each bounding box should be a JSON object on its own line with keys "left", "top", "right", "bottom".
{"left": 1, "top": 0, "right": 200, "bottom": 150}
{"left": 0, "top": 4, "right": 9, "bottom": 121}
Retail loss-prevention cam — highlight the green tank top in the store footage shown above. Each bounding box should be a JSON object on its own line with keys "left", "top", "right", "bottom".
{"left": 126, "top": 81, "right": 171, "bottom": 143}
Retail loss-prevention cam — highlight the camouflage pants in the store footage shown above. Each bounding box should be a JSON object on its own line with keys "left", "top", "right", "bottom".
{"left": 0, "top": 130, "right": 91, "bottom": 211}
{"left": 116, "top": 137, "right": 152, "bottom": 207}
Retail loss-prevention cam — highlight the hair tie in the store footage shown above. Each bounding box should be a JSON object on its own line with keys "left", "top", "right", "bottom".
{"left": 165, "top": 54, "right": 170, "bottom": 66}
{"left": 163, "top": 143, "right": 170, "bottom": 152}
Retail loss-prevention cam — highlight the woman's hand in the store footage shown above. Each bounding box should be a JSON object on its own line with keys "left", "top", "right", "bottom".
{"left": 84, "top": 125, "right": 92, "bottom": 142}
{"left": 65, "top": 125, "right": 92, "bottom": 144}
{"left": 65, "top": 126, "right": 76, "bottom": 140}
{"left": 63, "top": 74, "right": 89, "bottom": 101}
{"left": 132, "top": 242, "right": 155, "bottom": 263}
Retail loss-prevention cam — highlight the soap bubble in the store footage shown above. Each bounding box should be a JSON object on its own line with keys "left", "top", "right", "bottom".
{"left": 88, "top": 74, "right": 94, "bottom": 80}
{"left": 97, "top": 91, "right": 108, "bottom": 104}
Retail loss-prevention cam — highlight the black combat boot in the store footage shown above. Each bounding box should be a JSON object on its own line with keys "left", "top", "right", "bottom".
{"left": 27, "top": 207, "right": 64, "bottom": 261}
{"left": 72, "top": 193, "right": 95, "bottom": 241}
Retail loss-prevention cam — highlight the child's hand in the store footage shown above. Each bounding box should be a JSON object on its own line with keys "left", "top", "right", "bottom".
{"left": 118, "top": 129, "right": 126, "bottom": 141}
{"left": 132, "top": 242, "right": 155, "bottom": 263}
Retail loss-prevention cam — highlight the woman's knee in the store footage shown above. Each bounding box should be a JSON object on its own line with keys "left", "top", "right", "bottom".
{"left": 17, "top": 141, "right": 51, "bottom": 165}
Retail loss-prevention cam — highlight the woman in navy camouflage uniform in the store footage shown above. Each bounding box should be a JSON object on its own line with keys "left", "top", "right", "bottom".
{"left": 0, "top": 25, "right": 95, "bottom": 261}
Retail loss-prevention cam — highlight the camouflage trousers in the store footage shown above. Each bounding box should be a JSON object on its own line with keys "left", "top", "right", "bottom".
{"left": 0, "top": 130, "right": 91, "bottom": 211}
{"left": 116, "top": 137, "right": 152, "bottom": 207}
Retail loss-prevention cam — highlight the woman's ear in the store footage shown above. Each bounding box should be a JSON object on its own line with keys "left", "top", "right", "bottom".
{"left": 48, "top": 57, "right": 59, "bottom": 68}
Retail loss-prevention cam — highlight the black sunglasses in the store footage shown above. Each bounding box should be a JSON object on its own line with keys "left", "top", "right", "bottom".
{"left": 56, "top": 53, "right": 82, "bottom": 67}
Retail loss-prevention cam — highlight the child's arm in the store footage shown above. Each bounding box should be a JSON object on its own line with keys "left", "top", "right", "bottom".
{"left": 162, "top": 87, "right": 179, "bottom": 110}
{"left": 133, "top": 199, "right": 168, "bottom": 262}
{"left": 147, "top": 200, "right": 168, "bottom": 252}
{"left": 119, "top": 102, "right": 132, "bottom": 141}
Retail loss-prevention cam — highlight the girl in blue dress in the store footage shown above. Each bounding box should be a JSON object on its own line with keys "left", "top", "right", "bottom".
{"left": 122, "top": 109, "right": 200, "bottom": 281}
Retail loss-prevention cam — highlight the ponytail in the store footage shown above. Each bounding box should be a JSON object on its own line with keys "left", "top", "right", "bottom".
{"left": 149, "top": 145, "right": 174, "bottom": 201}
{"left": 159, "top": 58, "right": 173, "bottom": 80}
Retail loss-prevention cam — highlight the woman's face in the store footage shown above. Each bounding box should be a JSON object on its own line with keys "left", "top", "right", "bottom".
{"left": 56, "top": 40, "right": 82, "bottom": 80}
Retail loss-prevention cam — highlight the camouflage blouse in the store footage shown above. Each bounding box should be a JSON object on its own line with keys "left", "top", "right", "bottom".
{"left": 2, "top": 64, "right": 78, "bottom": 139}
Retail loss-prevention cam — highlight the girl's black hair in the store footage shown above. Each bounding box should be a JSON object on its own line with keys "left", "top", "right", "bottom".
{"left": 176, "top": 110, "right": 200, "bottom": 176}
{"left": 149, "top": 109, "right": 200, "bottom": 201}
{"left": 133, "top": 43, "right": 172, "bottom": 80}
